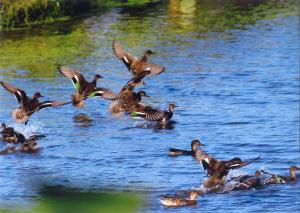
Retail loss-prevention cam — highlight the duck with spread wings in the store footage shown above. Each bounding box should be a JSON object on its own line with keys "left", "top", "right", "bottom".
{"left": 58, "top": 66, "right": 118, "bottom": 108}
{"left": 0, "top": 81, "right": 70, "bottom": 124}
{"left": 112, "top": 41, "right": 165, "bottom": 85}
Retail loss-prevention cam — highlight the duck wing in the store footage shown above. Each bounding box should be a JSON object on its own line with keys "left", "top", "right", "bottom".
{"left": 112, "top": 41, "right": 137, "bottom": 71}
{"left": 168, "top": 148, "right": 191, "bottom": 156}
{"left": 35, "top": 101, "right": 71, "bottom": 112}
{"left": 145, "top": 63, "right": 165, "bottom": 75}
{"left": 58, "top": 66, "right": 88, "bottom": 92}
{"left": 121, "top": 70, "right": 151, "bottom": 92}
{"left": 0, "top": 81, "right": 28, "bottom": 104}
{"left": 89, "top": 88, "right": 118, "bottom": 100}
{"left": 225, "top": 156, "right": 261, "bottom": 170}
{"left": 131, "top": 104, "right": 165, "bottom": 121}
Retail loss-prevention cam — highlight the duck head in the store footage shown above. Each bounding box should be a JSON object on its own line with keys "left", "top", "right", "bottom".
{"left": 94, "top": 74, "right": 103, "bottom": 80}
{"left": 290, "top": 165, "right": 300, "bottom": 180}
{"left": 33, "top": 92, "right": 43, "bottom": 99}
{"left": 189, "top": 191, "right": 198, "bottom": 200}
{"left": 137, "top": 91, "right": 149, "bottom": 97}
{"left": 191, "top": 139, "right": 204, "bottom": 151}
{"left": 144, "top": 50, "right": 155, "bottom": 56}
{"left": 168, "top": 103, "right": 176, "bottom": 112}
{"left": 255, "top": 170, "right": 262, "bottom": 177}
{"left": 1, "top": 123, "right": 6, "bottom": 130}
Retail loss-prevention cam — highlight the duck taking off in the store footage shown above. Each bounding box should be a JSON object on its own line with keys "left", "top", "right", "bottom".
{"left": 0, "top": 81, "right": 70, "bottom": 124}
{"left": 109, "top": 70, "right": 150, "bottom": 117}
{"left": 58, "top": 66, "right": 118, "bottom": 107}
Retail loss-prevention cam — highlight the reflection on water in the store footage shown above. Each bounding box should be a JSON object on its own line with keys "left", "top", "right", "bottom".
{"left": 0, "top": 0, "right": 299, "bottom": 212}
{"left": 73, "top": 113, "right": 94, "bottom": 128}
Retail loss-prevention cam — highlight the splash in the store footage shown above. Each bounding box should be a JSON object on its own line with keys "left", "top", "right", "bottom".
{"left": 10, "top": 120, "right": 46, "bottom": 139}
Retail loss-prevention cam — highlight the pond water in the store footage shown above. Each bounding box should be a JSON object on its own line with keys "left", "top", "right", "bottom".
{"left": 0, "top": 0, "right": 299, "bottom": 212}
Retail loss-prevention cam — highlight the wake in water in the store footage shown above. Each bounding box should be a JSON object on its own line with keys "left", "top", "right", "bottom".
{"left": 9, "top": 119, "right": 46, "bottom": 138}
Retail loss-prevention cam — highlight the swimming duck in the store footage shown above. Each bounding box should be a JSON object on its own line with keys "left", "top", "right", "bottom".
{"left": 168, "top": 139, "right": 202, "bottom": 156}
{"left": 131, "top": 103, "right": 176, "bottom": 124}
{"left": 0, "top": 81, "right": 70, "bottom": 124}
{"left": 1, "top": 123, "right": 26, "bottom": 143}
{"left": 160, "top": 190, "right": 198, "bottom": 207}
{"left": 112, "top": 41, "right": 165, "bottom": 82}
{"left": 231, "top": 171, "right": 262, "bottom": 190}
{"left": 58, "top": 66, "right": 118, "bottom": 107}
{"left": 0, "top": 135, "right": 44, "bottom": 154}
{"left": 261, "top": 166, "right": 300, "bottom": 184}
{"left": 109, "top": 71, "right": 150, "bottom": 117}
{"left": 18, "top": 135, "right": 41, "bottom": 153}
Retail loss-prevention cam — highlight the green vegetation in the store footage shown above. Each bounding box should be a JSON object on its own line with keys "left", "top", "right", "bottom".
{"left": 0, "top": 0, "right": 297, "bottom": 78}
{"left": 0, "top": 186, "right": 142, "bottom": 213}
{"left": 0, "top": 0, "right": 157, "bottom": 29}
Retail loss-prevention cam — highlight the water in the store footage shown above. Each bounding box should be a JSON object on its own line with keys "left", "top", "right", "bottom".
{"left": 0, "top": 1, "right": 299, "bottom": 212}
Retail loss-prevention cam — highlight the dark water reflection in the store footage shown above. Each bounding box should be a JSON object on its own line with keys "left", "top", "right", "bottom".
{"left": 0, "top": 0, "right": 299, "bottom": 212}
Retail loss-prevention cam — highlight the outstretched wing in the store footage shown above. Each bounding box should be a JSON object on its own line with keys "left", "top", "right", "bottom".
{"left": 226, "top": 155, "right": 261, "bottom": 170}
{"left": 145, "top": 63, "right": 165, "bottom": 75}
{"left": 131, "top": 104, "right": 165, "bottom": 121}
{"left": 58, "top": 66, "right": 88, "bottom": 92}
{"left": 35, "top": 101, "right": 71, "bottom": 111}
{"left": 0, "top": 81, "right": 28, "bottom": 104}
{"left": 112, "top": 41, "right": 137, "bottom": 71}
{"left": 120, "top": 70, "right": 151, "bottom": 92}
{"left": 89, "top": 88, "right": 118, "bottom": 100}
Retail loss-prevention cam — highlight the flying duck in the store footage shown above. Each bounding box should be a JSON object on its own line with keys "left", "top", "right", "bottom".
{"left": 0, "top": 81, "right": 70, "bottom": 124}
{"left": 112, "top": 41, "right": 165, "bottom": 82}
{"left": 58, "top": 66, "right": 118, "bottom": 107}
{"left": 109, "top": 71, "right": 150, "bottom": 117}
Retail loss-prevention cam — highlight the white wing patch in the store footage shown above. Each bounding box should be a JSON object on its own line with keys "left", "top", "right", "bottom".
{"left": 123, "top": 56, "right": 129, "bottom": 64}
{"left": 204, "top": 158, "right": 210, "bottom": 164}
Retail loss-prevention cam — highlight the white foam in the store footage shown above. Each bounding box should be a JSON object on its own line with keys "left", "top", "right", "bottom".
{"left": 10, "top": 119, "right": 45, "bottom": 138}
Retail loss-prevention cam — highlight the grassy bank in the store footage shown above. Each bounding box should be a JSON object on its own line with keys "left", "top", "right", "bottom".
{"left": 0, "top": 0, "right": 155, "bottom": 29}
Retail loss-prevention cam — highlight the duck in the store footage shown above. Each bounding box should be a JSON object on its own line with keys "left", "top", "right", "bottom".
{"left": 130, "top": 103, "right": 176, "bottom": 124}
{"left": 0, "top": 81, "right": 71, "bottom": 124}
{"left": 1, "top": 123, "right": 26, "bottom": 143}
{"left": 160, "top": 190, "right": 198, "bottom": 207}
{"left": 261, "top": 166, "right": 299, "bottom": 184}
{"left": 230, "top": 171, "right": 262, "bottom": 190}
{"left": 168, "top": 139, "right": 202, "bottom": 156}
{"left": 18, "top": 135, "right": 41, "bottom": 153}
{"left": 112, "top": 40, "right": 165, "bottom": 84}
{"left": 109, "top": 71, "right": 150, "bottom": 117}
{"left": 194, "top": 140, "right": 260, "bottom": 187}
{"left": 0, "top": 135, "right": 45, "bottom": 154}
{"left": 58, "top": 66, "right": 118, "bottom": 107}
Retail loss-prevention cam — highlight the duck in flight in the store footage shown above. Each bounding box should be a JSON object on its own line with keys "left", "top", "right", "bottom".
{"left": 112, "top": 40, "right": 165, "bottom": 85}
{"left": 109, "top": 70, "right": 151, "bottom": 117}
{"left": 58, "top": 66, "right": 118, "bottom": 107}
{"left": 0, "top": 81, "right": 70, "bottom": 124}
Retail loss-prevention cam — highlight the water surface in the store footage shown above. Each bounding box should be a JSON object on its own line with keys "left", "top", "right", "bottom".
{"left": 0, "top": 1, "right": 299, "bottom": 212}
